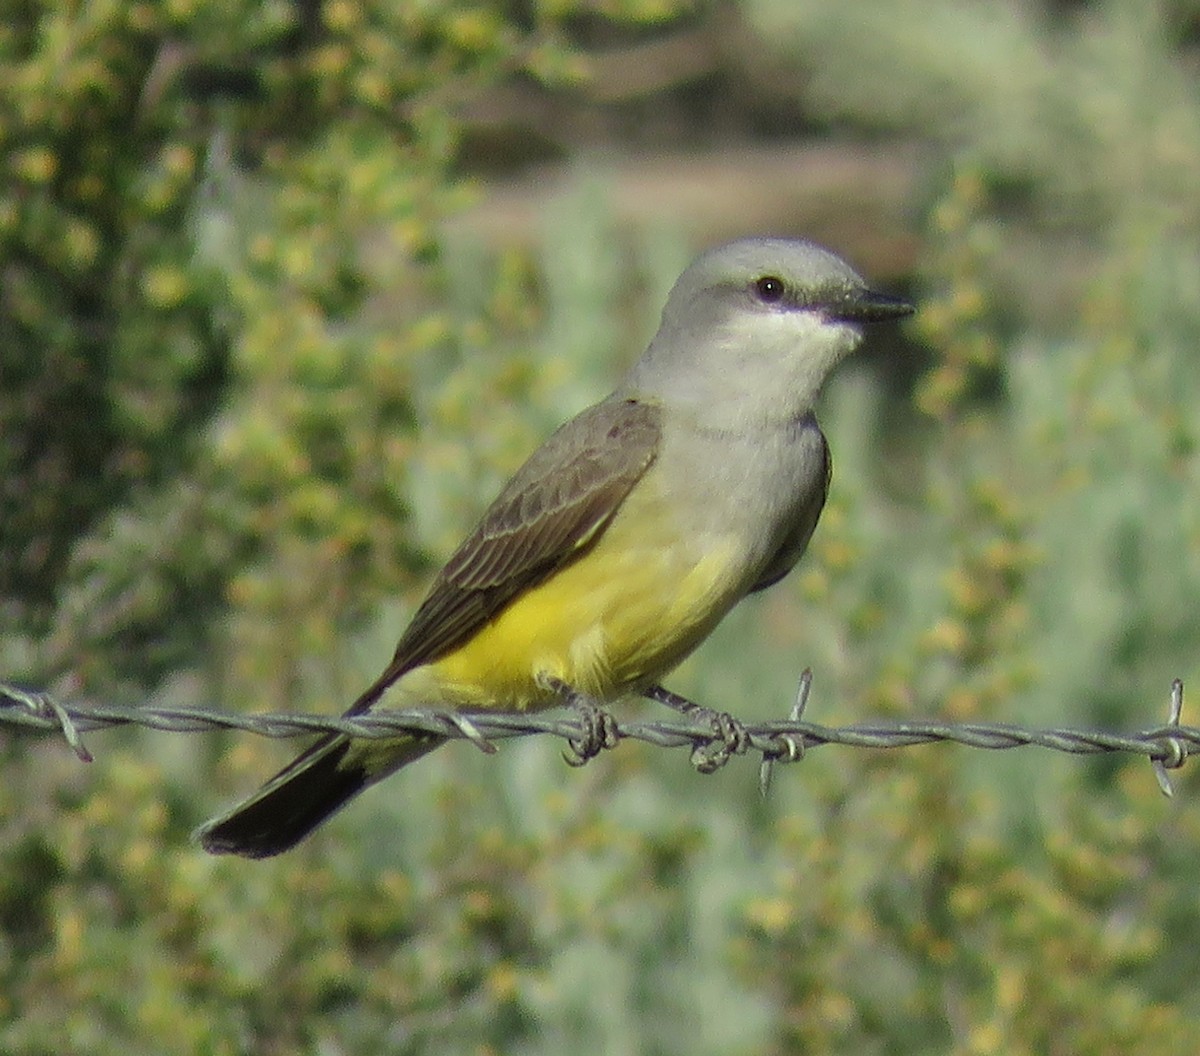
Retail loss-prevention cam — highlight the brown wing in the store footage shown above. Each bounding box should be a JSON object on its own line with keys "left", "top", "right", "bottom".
{"left": 349, "top": 396, "right": 662, "bottom": 713}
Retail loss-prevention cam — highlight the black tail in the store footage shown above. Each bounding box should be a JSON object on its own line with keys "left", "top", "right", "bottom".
{"left": 196, "top": 735, "right": 367, "bottom": 858}
{"left": 197, "top": 672, "right": 427, "bottom": 858}
{"left": 196, "top": 731, "right": 443, "bottom": 858}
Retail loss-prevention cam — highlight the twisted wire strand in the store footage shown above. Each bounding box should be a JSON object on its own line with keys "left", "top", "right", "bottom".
{"left": 1, "top": 677, "right": 1190, "bottom": 794}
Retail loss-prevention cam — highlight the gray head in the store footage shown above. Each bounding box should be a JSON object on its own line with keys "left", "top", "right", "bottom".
{"left": 623, "top": 237, "right": 912, "bottom": 428}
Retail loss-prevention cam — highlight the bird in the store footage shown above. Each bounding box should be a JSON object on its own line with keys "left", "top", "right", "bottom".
{"left": 197, "top": 236, "right": 914, "bottom": 857}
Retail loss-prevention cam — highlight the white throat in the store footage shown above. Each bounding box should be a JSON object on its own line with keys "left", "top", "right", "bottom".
{"left": 623, "top": 310, "right": 863, "bottom": 433}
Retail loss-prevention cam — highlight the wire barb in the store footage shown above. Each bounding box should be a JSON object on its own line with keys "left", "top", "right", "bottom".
{"left": 0, "top": 677, "right": 1193, "bottom": 796}
{"left": 1151, "top": 679, "right": 1188, "bottom": 798}
{"left": 3, "top": 683, "right": 94, "bottom": 763}
{"left": 760, "top": 668, "right": 813, "bottom": 797}
{"left": 441, "top": 711, "right": 498, "bottom": 755}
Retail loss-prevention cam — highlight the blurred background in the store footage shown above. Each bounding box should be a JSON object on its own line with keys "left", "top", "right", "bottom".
{"left": 3, "top": 0, "right": 1200, "bottom": 1052}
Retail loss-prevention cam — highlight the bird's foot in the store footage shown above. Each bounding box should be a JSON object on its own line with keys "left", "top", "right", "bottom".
{"left": 644, "top": 684, "right": 748, "bottom": 773}
{"left": 537, "top": 674, "right": 620, "bottom": 767}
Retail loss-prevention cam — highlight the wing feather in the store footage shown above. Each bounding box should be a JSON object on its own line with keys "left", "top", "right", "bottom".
{"left": 349, "top": 397, "right": 662, "bottom": 712}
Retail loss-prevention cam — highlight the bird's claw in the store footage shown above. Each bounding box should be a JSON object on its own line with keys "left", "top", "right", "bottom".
{"left": 688, "top": 709, "right": 749, "bottom": 773}
{"left": 537, "top": 672, "right": 620, "bottom": 767}
{"left": 562, "top": 697, "right": 619, "bottom": 767}
{"left": 643, "top": 683, "right": 748, "bottom": 773}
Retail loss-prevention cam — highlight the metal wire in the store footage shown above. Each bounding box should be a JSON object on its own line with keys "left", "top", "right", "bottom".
{"left": 0, "top": 676, "right": 1191, "bottom": 795}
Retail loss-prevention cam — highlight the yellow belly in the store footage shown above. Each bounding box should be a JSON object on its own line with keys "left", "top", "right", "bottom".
{"left": 395, "top": 516, "right": 746, "bottom": 711}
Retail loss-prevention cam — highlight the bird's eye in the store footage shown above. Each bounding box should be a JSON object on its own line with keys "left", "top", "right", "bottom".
{"left": 754, "top": 275, "right": 786, "bottom": 303}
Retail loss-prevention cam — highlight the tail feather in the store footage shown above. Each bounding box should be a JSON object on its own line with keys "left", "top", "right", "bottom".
{"left": 196, "top": 732, "right": 442, "bottom": 858}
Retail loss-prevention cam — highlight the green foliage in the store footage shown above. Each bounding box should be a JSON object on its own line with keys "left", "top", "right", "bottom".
{"left": 5, "top": 1, "right": 1200, "bottom": 1054}
{"left": 0, "top": 0, "right": 597, "bottom": 692}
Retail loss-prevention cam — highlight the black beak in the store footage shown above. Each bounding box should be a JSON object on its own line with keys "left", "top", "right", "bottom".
{"left": 823, "top": 287, "right": 915, "bottom": 324}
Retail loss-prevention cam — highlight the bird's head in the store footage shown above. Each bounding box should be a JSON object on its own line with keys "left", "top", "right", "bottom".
{"left": 627, "top": 237, "right": 914, "bottom": 429}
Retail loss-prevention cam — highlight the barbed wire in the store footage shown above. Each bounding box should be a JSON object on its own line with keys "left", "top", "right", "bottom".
{"left": 0, "top": 674, "right": 1192, "bottom": 796}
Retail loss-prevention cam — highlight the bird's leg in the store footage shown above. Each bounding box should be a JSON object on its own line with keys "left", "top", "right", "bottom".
{"left": 644, "top": 684, "right": 749, "bottom": 773}
{"left": 536, "top": 673, "right": 620, "bottom": 767}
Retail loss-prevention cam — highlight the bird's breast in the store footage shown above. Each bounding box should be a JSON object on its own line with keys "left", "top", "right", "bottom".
{"left": 397, "top": 416, "right": 826, "bottom": 712}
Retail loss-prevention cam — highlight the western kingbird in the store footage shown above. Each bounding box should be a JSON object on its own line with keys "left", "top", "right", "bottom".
{"left": 198, "top": 237, "right": 913, "bottom": 857}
